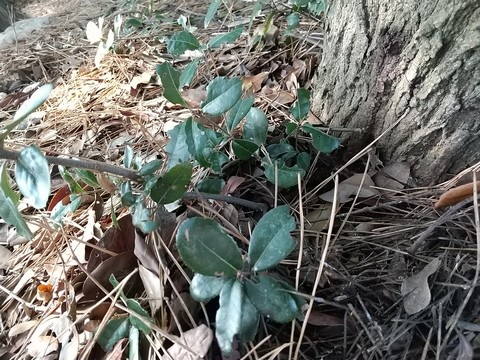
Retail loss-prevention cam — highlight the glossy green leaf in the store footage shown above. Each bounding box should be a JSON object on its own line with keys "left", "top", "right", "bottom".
{"left": 167, "top": 30, "right": 201, "bottom": 56}
{"left": 120, "top": 181, "right": 136, "bottom": 207}
{"left": 232, "top": 139, "right": 259, "bottom": 160}
{"left": 184, "top": 118, "right": 215, "bottom": 168}
{"left": 197, "top": 177, "right": 225, "bottom": 194}
{"left": 208, "top": 27, "right": 244, "bottom": 49}
{"left": 204, "top": 0, "right": 221, "bottom": 28}
{"left": 156, "top": 62, "right": 185, "bottom": 105}
{"left": 266, "top": 143, "right": 296, "bottom": 160}
{"left": 0, "top": 164, "right": 32, "bottom": 240}
{"left": 165, "top": 122, "right": 191, "bottom": 169}
{"left": 290, "top": 88, "right": 310, "bottom": 122}
{"left": 179, "top": 59, "right": 200, "bottom": 88}
{"left": 216, "top": 279, "right": 243, "bottom": 355}
{"left": 285, "top": 122, "right": 298, "bottom": 135}
{"left": 243, "top": 107, "right": 267, "bottom": 145}
{"left": 97, "top": 317, "right": 130, "bottom": 351}
{"left": 74, "top": 169, "right": 99, "bottom": 187}
{"left": 249, "top": 205, "right": 296, "bottom": 271}
{"left": 176, "top": 217, "right": 243, "bottom": 276}
{"left": 190, "top": 273, "right": 228, "bottom": 302}
{"left": 263, "top": 160, "right": 305, "bottom": 188}
{"left": 139, "top": 159, "right": 162, "bottom": 176}
{"left": 58, "top": 166, "right": 82, "bottom": 193}
{"left": 127, "top": 298, "right": 151, "bottom": 334}
{"left": 131, "top": 201, "right": 158, "bottom": 233}
{"left": 285, "top": 12, "right": 299, "bottom": 34}
{"left": 15, "top": 145, "right": 50, "bottom": 209}
{"left": 50, "top": 194, "right": 81, "bottom": 227}
{"left": 302, "top": 123, "right": 341, "bottom": 153}
{"left": 245, "top": 275, "right": 301, "bottom": 323}
{"left": 202, "top": 77, "right": 242, "bottom": 116}
{"left": 226, "top": 97, "right": 254, "bottom": 132}
{"left": 238, "top": 295, "right": 260, "bottom": 343}
{"left": 150, "top": 162, "right": 192, "bottom": 204}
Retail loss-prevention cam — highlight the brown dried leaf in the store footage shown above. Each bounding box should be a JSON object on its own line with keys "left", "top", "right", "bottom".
{"left": 181, "top": 87, "right": 206, "bottom": 109}
{"left": 265, "top": 90, "right": 295, "bottom": 105}
{"left": 8, "top": 320, "right": 39, "bottom": 337}
{"left": 164, "top": 324, "right": 213, "bottom": 359}
{"left": 0, "top": 245, "right": 13, "bottom": 269}
{"left": 134, "top": 232, "right": 159, "bottom": 275}
{"left": 27, "top": 335, "right": 58, "bottom": 357}
{"left": 139, "top": 265, "right": 164, "bottom": 314}
{"left": 221, "top": 176, "right": 245, "bottom": 195}
{"left": 320, "top": 174, "right": 380, "bottom": 203}
{"left": 130, "top": 70, "right": 154, "bottom": 89}
{"left": 401, "top": 257, "right": 440, "bottom": 315}
{"left": 435, "top": 181, "right": 480, "bottom": 209}
{"left": 374, "top": 162, "right": 410, "bottom": 190}
{"left": 307, "top": 310, "right": 344, "bottom": 327}
{"left": 243, "top": 72, "right": 269, "bottom": 93}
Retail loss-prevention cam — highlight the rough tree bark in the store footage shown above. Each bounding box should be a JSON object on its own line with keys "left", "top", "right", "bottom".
{"left": 311, "top": 1, "right": 480, "bottom": 185}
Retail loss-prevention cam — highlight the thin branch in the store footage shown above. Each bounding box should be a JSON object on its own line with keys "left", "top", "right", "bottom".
{"left": 0, "top": 147, "right": 140, "bottom": 181}
{"left": 183, "top": 191, "right": 268, "bottom": 212}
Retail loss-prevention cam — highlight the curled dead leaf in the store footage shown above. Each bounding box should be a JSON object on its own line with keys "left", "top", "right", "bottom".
{"left": 320, "top": 174, "right": 380, "bottom": 203}
{"left": 435, "top": 181, "right": 480, "bottom": 209}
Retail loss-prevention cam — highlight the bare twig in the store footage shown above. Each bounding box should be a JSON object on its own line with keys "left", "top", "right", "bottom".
{"left": 183, "top": 191, "right": 268, "bottom": 212}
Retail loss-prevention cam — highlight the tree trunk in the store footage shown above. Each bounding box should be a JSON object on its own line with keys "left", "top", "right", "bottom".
{"left": 311, "top": 0, "right": 480, "bottom": 185}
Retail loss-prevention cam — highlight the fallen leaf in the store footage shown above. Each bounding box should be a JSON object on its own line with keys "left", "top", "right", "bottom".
{"left": 134, "top": 232, "right": 159, "bottom": 275}
{"left": 221, "top": 176, "right": 245, "bottom": 195}
{"left": 374, "top": 162, "right": 410, "bottom": 190}
{"left": 435, "top": 181, "right": 480, "bottom": 209}
{"left": 305, "top": 204, "right": 333, "bottom": 233}
{"left": 456, "top": 332, "right": 473, "bottom": 360}
{"left": 243, "top": 72, "right": 269, "bottom": 93}
{"left": 130, "top": 71, "right": 155, "bottom": 89}
{"left": 265, "top": 89, "right": 296, "bottom": 105}
{"left": 306, "top": 310, "right": 344, "bottom": 327}
{"left": 164, "top": 324, "right": 213, "bottom": 359}
{"left": 8, "top": 320, "right": 39, "bottom": 337}
{"left": 401, "top": 257, "right": 440, "bottom": 315}
{"left": 320, "top": 174, "right": 380, "bottom": 203}
{"left": 139, "top": 265, "right": 164, "bottom": 314}
{"left": 181, "top": 87, "right": 206, "bottom": 109}
{"left": 0, "top": 245, "right": 13, "bottom": 269}
{"left": 27, "top": 335, "right": 58, "bottom": 358}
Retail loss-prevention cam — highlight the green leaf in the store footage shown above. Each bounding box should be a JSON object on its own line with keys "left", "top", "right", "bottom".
{"left": 124, "top": 145, "right": 134, "bottom": 168}
{"left": 156, "top": 62, "right": 186, "bottom": 106}
{"left": 290, "top": 88, "right": 310, "bottom": 122}
{"left": 208, "top": 151, "right": 229, "bottom": 174}
{"left": 285, "top": 12, "right": 300, "bottom": 34}
{"left": 263, "top": 160, "right": 305, "bottom": 188}
{"left": 97, "top": 317, "right": 130, "bottom": 351}
{"left": 297, "top": 152, "right": 311, "bottom": 171}
{"left": 202, "top": 77, "right": 242, "bottom": 116}
{"left": 165, "top": 122, "right": 191, "bottom": 169}
{"left": 301, "top": 123, "right": 341, "bottom": 153}
{"left": 197, "top": 177, "right": 225, "bottom": 194}
{"left": 226, "top": 97, "right": 255, "bottom": 133}
{"left": 238, "top": 294, "right": 260, "bottom": 343}
{"left": 58, "top": 166, "right": 82, "bottom": 193}
{"left": 285, "top": 122, "right": 298, "bottom": 135}
{"left": 15, "top": 145, "right": 50, "bottom": 209}
{"left": 50, "top": 194, "right": 81, "bottom": 227}
{"left": 150, "top": 162, "right": 192, "bottom": 204}
{"left": 176, "top": 217, "right": 243, "bottom": 276}
{"left": 208, "top": 27, "right": 244, "bottom": 49}
{"left": 204, "top": 0, "right": 222, "bottom": 28}
{"left": 232, "top": 139, "right": 258, "bottom": 160}
{"left": 249, "top": 205, "right": 296, "bottom": 271}
{"left": 131, "top": 201, "right": 158, "bottom": 233}
{"left": 266, "top": 143, "right": 296, "bottom": 160}
{"left": 127, "top": 298, "right": 151, "bottom": 334}
{"left": 190, "top": 273, "right": 228, "bottom": 302}
{"left": 167, "top": 30, "right": 201, "bottom": 56}
{"left": 74, "top": 169, "right": 99, "bottom": 187}
{"left": 179, "top": 59, "right": 200, "bottom": 88}
{"left": 139, "top": 159, "right": 163, "bottom": 176}
{"left": 243, "top": 107, "right": 267, "bottom": 145}
{"left": 216, "top": 279, "right": 243, "bottom": 355}
{"left": 0, "top": 164, "right": 32, "bottom": 240}
{"left": 184, "top": 118, "right": 215, "bottom": 168}
{"left": 0, "top": 84, "right": 53, "bottom": 140}
{"left": 120, "top": 181, "right": 136, "bottom": 207}
{"left": 245, "top": 275, "right": 301, "bottom": 323}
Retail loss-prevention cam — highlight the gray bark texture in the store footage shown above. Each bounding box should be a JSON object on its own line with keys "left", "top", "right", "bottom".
{"left": 312, "top": 0, "right": 480, "bottom": 185}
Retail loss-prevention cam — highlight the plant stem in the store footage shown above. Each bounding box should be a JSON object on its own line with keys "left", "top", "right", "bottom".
{"left": 0, "top": 147, "right": 141, "bottom": 181}
{"left": 183, "top": 191, "right": 268, "bottom": 212}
